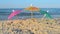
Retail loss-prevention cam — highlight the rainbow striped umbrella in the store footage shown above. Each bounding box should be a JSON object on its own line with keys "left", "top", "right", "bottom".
{"left": 25, "top": 6, "right": 40, "bottom": 18}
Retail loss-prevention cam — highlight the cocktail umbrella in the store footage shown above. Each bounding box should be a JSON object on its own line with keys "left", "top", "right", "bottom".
{"left": 8, "top": 10, "right": 22, "bottom": 19}
{"left": 24, "top": 6, "right": 39, "bottom": 18}
{"left": 39, "top": 10, "right": 52, "bottom": 19}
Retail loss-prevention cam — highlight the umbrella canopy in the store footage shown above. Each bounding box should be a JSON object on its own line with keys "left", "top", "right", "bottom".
{"left": 39, "top": 10, "right": 52, "bottom": 19}
{"left": 45, "top": 13, "right": 52, "bottom": 19}
{"left": 25, "top": 6, "right": 40, "bottom": 11}
{"left": 24, "top": 6, "right": 40, "bottom": 18}
{"left": 8, "top": 10, "right": 22, "bottom": 19}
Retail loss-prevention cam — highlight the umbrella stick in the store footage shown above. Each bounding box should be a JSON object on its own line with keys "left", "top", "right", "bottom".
{"left": 42, "top": 14, "right": 46, "bottom": 20}
{"left": 31, "top": 11, "right": 33, "bottom": 18}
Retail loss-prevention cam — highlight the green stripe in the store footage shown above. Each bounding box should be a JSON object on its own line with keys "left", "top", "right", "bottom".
{"left": 39, "top": 10, "right": 53, "bottom": 19}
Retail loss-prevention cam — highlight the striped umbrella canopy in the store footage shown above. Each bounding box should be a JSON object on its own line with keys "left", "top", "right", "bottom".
{"left": 24, "top": 6, "right": 40, "bottom": 18}
{"left": 25, "top": 6, "right": 39, "bottom": 11}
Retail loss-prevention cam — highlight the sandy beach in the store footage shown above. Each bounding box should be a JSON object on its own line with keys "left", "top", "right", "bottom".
{"left": 0, "top": 18, "right": 60, "bottom": 34}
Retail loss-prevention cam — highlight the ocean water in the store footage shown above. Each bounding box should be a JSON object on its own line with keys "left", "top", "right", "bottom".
{"left": 0, "top": 8, "right": 60, "bottom": 20}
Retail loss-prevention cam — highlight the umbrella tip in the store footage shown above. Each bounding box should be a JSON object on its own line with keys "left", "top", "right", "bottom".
{"left": 12, "top": 10, "right": 15, "bottom": 12}
{"left": 30, "top": 4, "right": 33, "bottom": 6}
{"left": 47, "top": 10, "right": 49, "bottom": 12}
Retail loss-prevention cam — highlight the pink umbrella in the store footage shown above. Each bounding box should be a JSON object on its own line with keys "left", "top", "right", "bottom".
{"left": 8, "top": 10, "right": 22, "bottom": 19}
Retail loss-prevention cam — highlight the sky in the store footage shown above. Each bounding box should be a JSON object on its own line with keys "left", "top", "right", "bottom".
{"left": 0, "top": 0, "right": 60, "bottom": 8}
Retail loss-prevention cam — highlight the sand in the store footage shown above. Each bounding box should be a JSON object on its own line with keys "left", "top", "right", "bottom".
{"left": 0, "top": 18, "right": 60, "bottom": 34}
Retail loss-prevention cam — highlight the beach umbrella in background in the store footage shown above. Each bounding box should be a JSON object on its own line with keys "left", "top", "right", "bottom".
{"left": 8, "top": 4, "right": 52, "bottom": 19}
{"left": 8, "top": 10, "right": 22, "bottom": 19}
{"left": 39, "top": 10, "right": 52, "bottom": 19}
{"left": 24, "top": 4, "right": 40, "bottom": 18}
{"left": 24, "top": 4, "right": 52, "bottom": 19}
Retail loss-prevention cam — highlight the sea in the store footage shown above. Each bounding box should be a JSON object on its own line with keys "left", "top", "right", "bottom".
{"left": 0, "top": 8, "right": 60, "bottom": 20}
